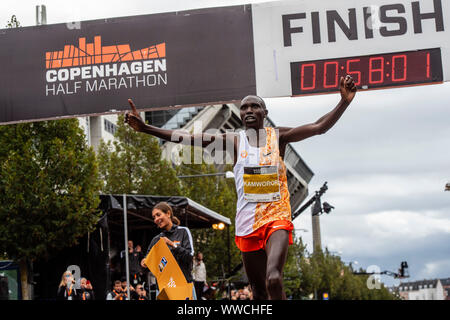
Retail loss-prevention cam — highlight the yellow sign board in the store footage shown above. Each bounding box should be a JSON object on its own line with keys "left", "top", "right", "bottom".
{"left": 143, "top": 238, "right": 193, "bottom": 300}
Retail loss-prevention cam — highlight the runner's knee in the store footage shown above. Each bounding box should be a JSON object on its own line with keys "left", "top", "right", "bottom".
{"left": 266, "top": 269, "right": 282, "bottom": 291}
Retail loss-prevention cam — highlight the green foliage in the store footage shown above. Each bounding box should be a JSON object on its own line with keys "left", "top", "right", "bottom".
{"left": 97, "top": 114, "right": 180, "bottom": 195}
{"left": 283, "top": 241, "right": 398, "bottom": 300}
{"left": 0, "top": 119, "right": 102, "bottom": 262}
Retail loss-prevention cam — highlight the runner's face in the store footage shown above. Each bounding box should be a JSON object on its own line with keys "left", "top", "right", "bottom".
{"left": 152, "top": 208, "right": 171, "bottom": 230}
{"left": 240, "top": 96, "right": 267, "bottom": 130}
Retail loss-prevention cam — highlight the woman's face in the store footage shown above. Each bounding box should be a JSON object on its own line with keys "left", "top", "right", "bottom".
{"left": 64, "top": 273, "right": 73, "bottom": 284}
{"left": 152, "top": 208, "right": 172, "bottom": 230}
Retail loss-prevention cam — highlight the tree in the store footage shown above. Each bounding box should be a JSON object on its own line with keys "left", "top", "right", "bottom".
{"left": 97, "top": 114, "right": 181, "bottom": 195}
{"left": 0, "top": 119, "right": 102, "bottom": 299}
{"left": 283, "top": 241, "right": 398, "bottom": 300}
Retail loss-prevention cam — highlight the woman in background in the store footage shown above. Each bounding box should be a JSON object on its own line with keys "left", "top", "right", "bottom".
{"left": 56, "top": 270, "right": 78, "bottom": 300}
{"left": 140, "top": 202, "right": 195, "bottom": 298}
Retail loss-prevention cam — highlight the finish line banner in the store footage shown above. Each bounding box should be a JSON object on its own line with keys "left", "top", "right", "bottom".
{"left": 0, "top": 5, "right": 256, "bottom": 124}
{"left": 1, "top": 0, "right": 449, "bottom": 124}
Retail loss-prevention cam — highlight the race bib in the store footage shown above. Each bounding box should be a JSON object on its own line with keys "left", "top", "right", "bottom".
{"left": 243, "top": 165, "right": 281, "bottom": 202}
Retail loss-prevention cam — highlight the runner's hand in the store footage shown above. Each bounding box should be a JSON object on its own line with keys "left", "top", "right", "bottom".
{"left": 340, "top": 75, "right": 357, "bottom": 104}
{"left": 124, "top": 99, "right": 146, "bottom": 132}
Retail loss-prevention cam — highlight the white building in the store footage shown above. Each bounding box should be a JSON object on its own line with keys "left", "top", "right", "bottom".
{"left": 396, "top": 279, "right": 445, "bottom": 300}
{"left": 78, "top": 114, "right": 119, "bottom": 152}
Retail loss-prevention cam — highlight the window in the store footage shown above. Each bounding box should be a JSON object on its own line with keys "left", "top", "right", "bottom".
{"left": 104, "top": 119, "right": 117, "bottom": 135}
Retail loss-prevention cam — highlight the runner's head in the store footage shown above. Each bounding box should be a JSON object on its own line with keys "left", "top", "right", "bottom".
{"left": 152, "top": 202, "right": 180, "bottom": 230}
{"left": 240, "top": 95, "right": 268, "bottom": 130}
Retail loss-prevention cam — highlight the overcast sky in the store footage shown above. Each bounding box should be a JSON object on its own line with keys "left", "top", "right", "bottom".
{"left": 1, "top": 0, "right": 449, "bottom": 289}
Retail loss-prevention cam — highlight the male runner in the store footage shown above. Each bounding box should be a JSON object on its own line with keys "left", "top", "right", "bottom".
{"left": 125, "top": 75, "right": 357, "bottom": 300}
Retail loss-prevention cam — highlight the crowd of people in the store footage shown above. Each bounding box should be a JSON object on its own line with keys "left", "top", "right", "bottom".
{"left": 57, "top": 208, "right": 220, "bottom": 300}
{"left": 57, "top": 245, "right": 254, "bottom": 301}
{"left": 56, "top": 271, "right": 96, "bottom": 300}
{"left": 230, "top": 286, "right": 253, "bottom": 300}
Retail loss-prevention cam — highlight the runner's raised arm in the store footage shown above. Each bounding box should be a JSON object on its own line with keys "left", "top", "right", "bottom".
{"left": 279, "top": 75, "right": 357, "bottom": 145}
{"left": 124, "top": 99, "right": 234, "bottom": 149}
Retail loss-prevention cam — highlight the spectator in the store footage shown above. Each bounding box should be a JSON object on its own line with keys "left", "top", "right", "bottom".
{"left": 140, "top": 202, "right": 195, "bottom": 298}
{"left": 106, "top": 280, "right": 126, "bottom": 300}
{"left": 134, "top": 244, "right": 146, "bottom": 283}
{"left": 120, "top": 276, "right": 134, "bottom": 299}
{"left": 193, "top": 252, "right": 207, "bottom": 300}
{"left": 56, "top": 270, "right": 78, "bottom": 300}
{"left": 133, "top": 284, "right": 149, "bottom": 300}
{"left": 238, "top": 289, "right": 250, "bottom": 300}
{"left": 243, "top": 286, "right": 252, "bottom": 300}
{"left": 121, "top": 240, "right": 144, "bottom": 285}
{"left": 80, "top": 278, "right": 95, "bottom": 300}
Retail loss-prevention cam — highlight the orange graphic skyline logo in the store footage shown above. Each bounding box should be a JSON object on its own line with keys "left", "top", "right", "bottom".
{"left": 45, "top": 36, "right": 166, "bottom": 69}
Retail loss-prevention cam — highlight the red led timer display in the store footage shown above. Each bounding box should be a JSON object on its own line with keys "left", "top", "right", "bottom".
{"left": 290, "top": 48, "right": 443, "bottom": 95}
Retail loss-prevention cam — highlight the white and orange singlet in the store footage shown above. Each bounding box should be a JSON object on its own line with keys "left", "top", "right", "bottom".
{"left": 233, "top": 127, "right": 292, "bottom": 238}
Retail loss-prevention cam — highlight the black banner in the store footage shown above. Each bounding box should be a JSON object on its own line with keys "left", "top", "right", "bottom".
{"left": 0, "top": 5, "right": 256, "bottom": 124}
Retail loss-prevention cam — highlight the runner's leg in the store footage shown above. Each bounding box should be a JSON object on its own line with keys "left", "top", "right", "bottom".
{"left": 265, "top": 229, "right": 289, "bottom": 300}
{"left": 241, "top": 249, "right": 268, "bottom": 300}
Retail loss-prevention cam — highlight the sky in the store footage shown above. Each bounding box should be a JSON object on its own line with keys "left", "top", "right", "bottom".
{"left": 1, "top": 0, "right": 449, "bottom": 289}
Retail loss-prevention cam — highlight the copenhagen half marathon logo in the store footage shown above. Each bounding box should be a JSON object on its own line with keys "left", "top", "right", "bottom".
{"left": 167, "top": 277, "right": 176, "bottom": 288}
{"left": 159, "top": 256, "right": 168, "bottom": 273}
{"left": 44, "top": 36, "right": 167, "bottom": 96}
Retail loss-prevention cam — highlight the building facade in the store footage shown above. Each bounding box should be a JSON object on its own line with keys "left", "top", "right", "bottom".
{"left": 395, "top": 279, "right": 446, "bottom": 300}
{"left": 440, "top": 278, "right": 450, "bottom": 300}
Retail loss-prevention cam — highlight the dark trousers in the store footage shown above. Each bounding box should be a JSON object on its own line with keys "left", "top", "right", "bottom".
{"left": 194, "top": 281, "right": 204, "bottom": 300}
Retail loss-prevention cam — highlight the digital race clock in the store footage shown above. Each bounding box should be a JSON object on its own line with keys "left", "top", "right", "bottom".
{"left": 290, "top": 48, "right": 443, "bottom": 96}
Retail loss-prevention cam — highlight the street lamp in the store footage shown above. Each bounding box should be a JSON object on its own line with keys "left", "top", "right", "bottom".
{"left": 212, "top": 222, "right": 225, "bottom": 230}
{"left": 212, "top": 220, "right": 231, "bottom": 299}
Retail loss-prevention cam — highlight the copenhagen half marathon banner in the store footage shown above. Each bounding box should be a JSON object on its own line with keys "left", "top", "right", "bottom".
{"left": 0, "top": 5, "right": 255, "bottom": 124}
{"left": 1, "top": 0, "right": 449, "bottom": 124}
